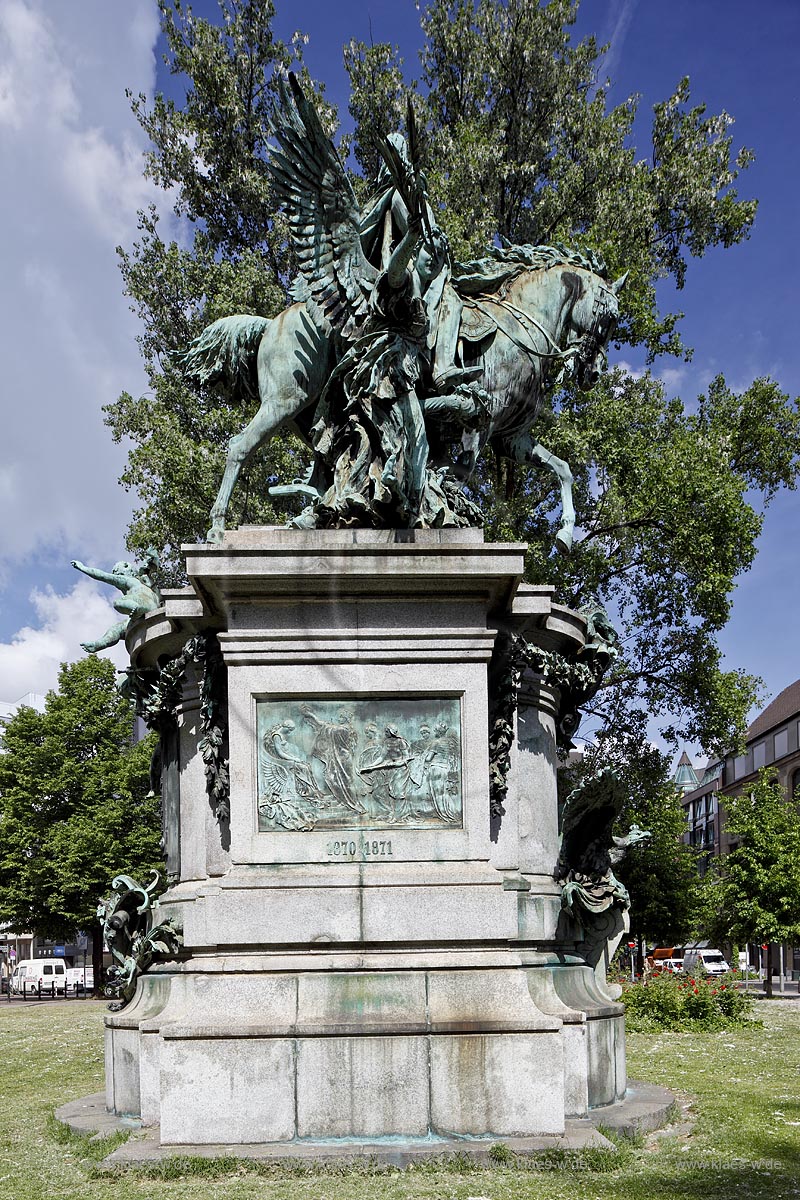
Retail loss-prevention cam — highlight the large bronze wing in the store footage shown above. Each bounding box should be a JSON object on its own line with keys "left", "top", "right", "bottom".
{"left": 269, "top": 73, "right": 377, "bottom": 340}
{"left": 555, "top": 768, "right": 626, "bottom": 880}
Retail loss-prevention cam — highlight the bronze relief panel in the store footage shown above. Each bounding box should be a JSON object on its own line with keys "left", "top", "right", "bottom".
{"left": 256, "top": 697, "right": 463, "bottom": 832}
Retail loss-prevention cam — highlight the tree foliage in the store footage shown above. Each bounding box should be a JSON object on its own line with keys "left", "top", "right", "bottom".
{"left": 106, "top": 0, "right": 800, "bottom": 763}
{"left": 0, "top": 657, "right": 161, "bottom": 978}
{"left": 105, "top": 0, "right": 322, "bottom": 581}
{"left": 561, "top": 733, "right": 702, "bottom": 947}
{"left": 702, "top": 771, "right": 800, "bottom": 985}
{"left": 408, "top": 0, "right": 756, "bottom": 357}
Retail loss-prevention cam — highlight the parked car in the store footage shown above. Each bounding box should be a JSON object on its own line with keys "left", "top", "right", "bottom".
{"left": 10, "top": 958, "right": 68, "bottom": 994}
{"left": 653, "top": 957, "right": 684, "bottom": 975}
{"left": 683, "top": 948, "right": 730, "bottom": 976}
{"left": 65, "top": 966, "right": 94, "bottom": 993}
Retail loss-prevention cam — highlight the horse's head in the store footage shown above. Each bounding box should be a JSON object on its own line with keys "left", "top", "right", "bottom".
{"left": 563, "top": 269, "right": 625, "bottom": 390}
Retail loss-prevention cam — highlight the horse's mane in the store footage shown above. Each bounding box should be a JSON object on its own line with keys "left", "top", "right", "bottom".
{"left": 450, "top": 239, "right": 609, "bottom": 297}
{"left": 487, "top": 240, "right": 609, "bottom": 279}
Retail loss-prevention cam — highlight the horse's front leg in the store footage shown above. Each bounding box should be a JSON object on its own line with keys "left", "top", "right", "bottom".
{"left": 500, "top": 431, "right": 575, "bottom": 554}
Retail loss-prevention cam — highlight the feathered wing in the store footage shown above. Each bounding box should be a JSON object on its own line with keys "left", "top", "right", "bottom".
{"left": 557, "top": 768, "right": 626, "bottom": 879}
{"left": 259, "top": 754, "right": 290, "bottom": 797}
{"left": 270, "top": 73, "right": 376, "bottom": 340}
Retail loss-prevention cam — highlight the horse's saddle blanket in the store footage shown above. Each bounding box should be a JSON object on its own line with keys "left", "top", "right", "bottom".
{"left": 459, "top": 299, "right": 498, "bottom": 343}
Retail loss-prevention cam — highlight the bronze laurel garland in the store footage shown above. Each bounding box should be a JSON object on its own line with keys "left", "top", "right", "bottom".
{"left": 190, "top": 634, "right": 230, "bottom": 824}
{"left": 126, "top": 633, "right": 230, "bottom": 824}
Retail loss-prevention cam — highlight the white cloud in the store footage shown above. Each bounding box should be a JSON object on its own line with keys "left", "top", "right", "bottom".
{"left": 0, "top": 466, "right": 17, "bottom": 503}
{"left": 0, "top": 0, "right": 167, "bottom": 571}
{"left": 615, "top": 359, "right": 646, "bottom": 381}
{"left": 0, "top": 582, "right": 129, "bottom": 701}
{"left": 595, "top": 0, "right": 639, "bottom": 90}
{"left": 656, "top": 365, "right": 688, "bottom": 393}
{"left": 614, "top": 360, "right": 700, "bottom": 398}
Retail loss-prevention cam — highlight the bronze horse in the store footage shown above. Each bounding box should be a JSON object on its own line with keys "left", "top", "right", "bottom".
{"left": 180, "top": 75, "right": 623, "bottom": 545}
{"left": 182, "top": 244, "right": 622, "bottom": 548}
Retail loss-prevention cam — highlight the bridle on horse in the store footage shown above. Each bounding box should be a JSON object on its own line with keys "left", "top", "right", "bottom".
{"left": 572, "top": 286, "right": 616, "bottom": 381}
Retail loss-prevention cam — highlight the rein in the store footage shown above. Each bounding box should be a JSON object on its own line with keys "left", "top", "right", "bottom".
{"left": 575, "top": 287, "right": 613, "bottom": 373}
{"left": 464, "top": 295, "right": 575, "bottom": 366}
{"left": 463, "top": 276, "right": 612, "bottom": 376}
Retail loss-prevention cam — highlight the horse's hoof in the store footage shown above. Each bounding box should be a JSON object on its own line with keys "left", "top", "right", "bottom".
{"left": 555, "top": 529, "right": 573, "bottom": 556}
{"left": 206, "top": 525, "right": 225, "bottom": 545}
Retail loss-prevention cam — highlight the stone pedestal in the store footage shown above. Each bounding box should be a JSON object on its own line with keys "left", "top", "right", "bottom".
{"left": 107, "top": 528, "right": 625, "bottom": 1147}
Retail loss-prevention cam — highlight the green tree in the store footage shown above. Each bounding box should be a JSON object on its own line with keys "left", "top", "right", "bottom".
{"left": 364, "top": 0, "right": 756, "bottom": 355}
{"left": 344, "top": 0, "right": 800, "bottom": 755}
{"left": 106, "top": 0, "right": 800, "bottom": 760}
{"left": 561, "top": 735, "right": 702, "bottom": 965}
{"left": 701, "top": 771, "right": 800, "bottom": 998}
{"left": 0, "top": 657, "right": 162, "bottom": 989}
{"left": 105, "top": 0, "right": 327, "bottom": 581}
{"left": 618, "top": 751, "right": 701, "bottom": 954}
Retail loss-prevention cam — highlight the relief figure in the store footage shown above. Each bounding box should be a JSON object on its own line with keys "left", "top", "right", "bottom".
{"left": 403, "top": 724, "right": 432, "bottom": 795}
{"left": 358, "top": 723, "right": 394, "bottom": 818}
{"left": 256, "top": 698, "right": 463, "bottom": 832}
{"left": 259, "top": 719, "right": 322, "bottom": 831}
{"left": 360, "top": 725, "right": 417, "bottom": 822}
{"left": 300, "top": 705, "right": 366, "bottom": 813}
{"left": 424, "top": 722, "right": 461, "bottom": 823}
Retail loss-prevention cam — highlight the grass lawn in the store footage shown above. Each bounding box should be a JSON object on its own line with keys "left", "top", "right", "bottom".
{"left": 0, "top": 999, "right": 798, "bottom": 1200}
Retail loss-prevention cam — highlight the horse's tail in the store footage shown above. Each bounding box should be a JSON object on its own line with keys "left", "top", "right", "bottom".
{"left": 176, "top": 314, "right": 269, "bottom": 402}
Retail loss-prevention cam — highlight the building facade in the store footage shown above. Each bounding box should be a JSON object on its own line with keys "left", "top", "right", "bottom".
{"left": 679, "top": 679, "right": 800, "bottom": 857}
{"left": 676, "top": 752, "right": 724, "bottom": 872}
{"left": 677, "top": 678, "right": 800, "bottom": 976}
{"left": 0, "top": 692, "right": 46, "bottom": 740}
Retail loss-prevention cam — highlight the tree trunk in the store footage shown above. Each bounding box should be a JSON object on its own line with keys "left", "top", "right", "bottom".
{"left": 91, "top": 918, "right": 104, "bottom": 998}
{"left": 636, "top": 932, "right": 645, "bottom": 979}
{"left": 764, "top": 944, "right": 773, "bottom": 999}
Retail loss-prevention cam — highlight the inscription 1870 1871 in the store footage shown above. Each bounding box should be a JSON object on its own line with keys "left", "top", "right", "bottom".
{"left": 256, "top": 698, "right": 462, "bottom": 833}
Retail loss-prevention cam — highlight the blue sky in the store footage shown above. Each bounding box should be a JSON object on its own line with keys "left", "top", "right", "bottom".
{"left": 0, "top": 0, "right": 797, "bottom": 743}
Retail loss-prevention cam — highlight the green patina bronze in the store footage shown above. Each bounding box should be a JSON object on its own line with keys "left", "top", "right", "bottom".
{"left": 179, "top": 74, "right": 625, "bottom": 545}
{"left": 72, "top": 546, "right": 161, "bottom": 652}
{"left": 256, "top": 696, "right": 462, "bottom": 833}
{"left": 554, "top": 767, "right": 651, "bottom": 984}
{"left": 122, "top": 631, "right": 231, "bottom": 878}
{"left": 97, "top": 870, "right": 182, "bottom": 1010}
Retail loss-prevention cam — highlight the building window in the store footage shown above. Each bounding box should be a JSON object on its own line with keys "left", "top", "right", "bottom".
{"left": 791, "top": 769, "right": 800, "bottom": 801}
{"left": 752, "top": 741, "right": 766, "bottom": 770}
{"left": 774, "top": 728, "right": 789, "bottom": 760}
{"left": 733, "top": 754, "right": 748, "bottom": 780}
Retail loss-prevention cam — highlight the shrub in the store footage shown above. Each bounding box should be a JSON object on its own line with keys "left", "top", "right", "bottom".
{"left": 622, "top": 972, "right": 757, "bottom": 1032}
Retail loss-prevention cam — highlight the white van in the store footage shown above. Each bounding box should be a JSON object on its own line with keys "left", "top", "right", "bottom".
{"left": 683, "top": 948, "right": 730, "bottom": 977}
{"left": 65, "top": 966, "right": 94, "bottom": 993}
{"left": 11, "top": 958, "right": 68, "bottom": 995}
